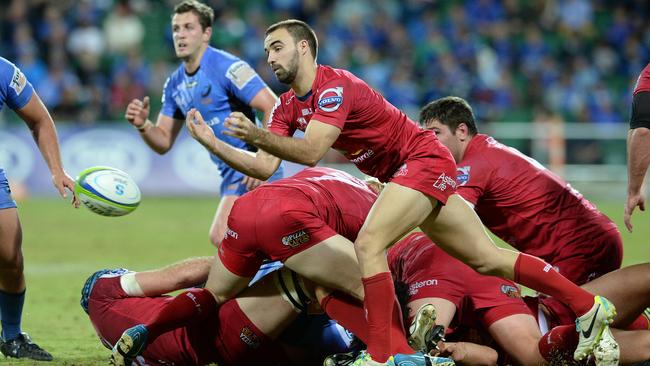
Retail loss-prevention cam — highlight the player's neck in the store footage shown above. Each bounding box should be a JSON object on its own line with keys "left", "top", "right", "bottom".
{"left": 183, "top": 45, "right": 208, "bottom": 74}
{"left": 291, "top": 63, "right": 318, "bottom": 97}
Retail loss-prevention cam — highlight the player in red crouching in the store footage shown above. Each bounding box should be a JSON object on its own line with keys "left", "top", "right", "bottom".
{"left": 418, "top": 96, "right": 622, "bottom": 286}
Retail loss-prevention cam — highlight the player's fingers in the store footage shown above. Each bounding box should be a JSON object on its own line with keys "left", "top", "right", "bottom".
{"left": 143, "top": 96, "right": 150, "bottom": 109}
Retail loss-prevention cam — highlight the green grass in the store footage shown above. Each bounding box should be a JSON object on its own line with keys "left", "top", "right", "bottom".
{"left": 7, "top": 197, "right": 650, "bottom": 365}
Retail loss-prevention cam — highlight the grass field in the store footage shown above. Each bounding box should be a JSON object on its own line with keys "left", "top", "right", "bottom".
{"left": 6, "top": 197, "right": 650, "bottom": 365}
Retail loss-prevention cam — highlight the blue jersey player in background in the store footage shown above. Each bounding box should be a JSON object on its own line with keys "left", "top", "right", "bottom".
{"left": 0, "top": 56, "right": 78, "bottom": 361}
{"left": 124, "top": 0, "right": 283, "bottom": 247}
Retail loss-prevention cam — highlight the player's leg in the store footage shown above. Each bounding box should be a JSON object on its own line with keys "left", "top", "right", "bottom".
{"left": 404, "top": 298, "right": 455, "bottom": 353}
{"left": 208, "top": 194, "right": 238, "bottom": 247}
{"left": 420, "top": 194, "right": 615, "bottom": 361}
{"left": 353, "top": 182, "right": 438, "bottom": 362}
{"left": 0, "top": 203, "right": 52, "bottom": 361}
{"left": 487, "top": 314, "right": 544, "bottom": 365}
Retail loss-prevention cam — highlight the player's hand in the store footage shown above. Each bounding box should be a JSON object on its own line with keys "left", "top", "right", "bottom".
{"left": 52, "top": 170, "right": 79, "bottom": 208}
{"left": 125, "top": 96, "right": 150, "bottom": 129}
{"left": 624, "top": 191, "right": 646, "bottom": 232}
{"left": 434, "top": 342, "right": 466, "bottom": 362}
{"left": 223, "top": 112, "right": 260, "bottom": 144}
{"left": 242, "top": 176, "right": 264, "bottom": 191}
{"left": 186, "top": 108, "right": 218, "bottom": 149}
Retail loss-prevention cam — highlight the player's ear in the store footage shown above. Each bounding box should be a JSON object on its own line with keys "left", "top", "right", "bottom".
{"left": 457, "top": 122, "right": 470, "bottom": 140}
{"left": 299, "top": 39, "right": 309, "bottom": 56}
{"left": 203, "top": 26, "right": 212, "bottom": 42}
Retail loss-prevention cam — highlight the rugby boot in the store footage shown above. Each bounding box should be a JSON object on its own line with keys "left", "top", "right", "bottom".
{"left": 574, "top": 296, "right": 617, "bottom": 361}
{"left": 110, "top": 324, "right": 148, "bottom": 366}
{"left": 593, "top": 327, "right": 620, "bottom": 366}
{"left": 0, "top": 332, "right": 53, "bottom": 361}
{"left": 408, "top": 303, "right": 437, "bottom": 353}
{"left": 390, "top": 352, "right": 455, "bottom": 366}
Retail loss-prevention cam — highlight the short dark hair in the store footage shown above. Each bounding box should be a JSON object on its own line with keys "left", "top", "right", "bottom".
{"left": 419, "top": 96, "right": 478, "bottom": 135}
{"left": 266, "top": 19, "right": 318, "bottom": 60}
{"left": 173, "top": 0, "right": 214, "bottom": 31}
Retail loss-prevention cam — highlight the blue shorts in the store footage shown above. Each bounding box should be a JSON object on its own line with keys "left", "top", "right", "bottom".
{"left": 220, "top": 163, "right": 285, "bottom": 196}
{"left": 0, "top": 174, "right": 17, "bottom": 210}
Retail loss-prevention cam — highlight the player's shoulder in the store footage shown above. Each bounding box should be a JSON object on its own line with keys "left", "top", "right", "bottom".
{"left": 164, "top": 64, "right": 186, "bottom": 88}
{"left": 318, "top": 64, "right": 363, "bottom": 85}
{"left": 0, "top": 57, "right": 18, "bottom": 83}
{"left": 634, "top": 62, "right": 650, "bottom": 94}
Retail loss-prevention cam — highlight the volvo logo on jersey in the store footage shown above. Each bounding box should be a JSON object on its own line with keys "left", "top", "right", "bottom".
{"left": 317, "top": 87, "right": 344, "bottom": 112}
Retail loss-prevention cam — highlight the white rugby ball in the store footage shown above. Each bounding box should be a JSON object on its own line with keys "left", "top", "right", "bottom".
{"left": 74, "top": 166, "right": 141, "bottom": 217}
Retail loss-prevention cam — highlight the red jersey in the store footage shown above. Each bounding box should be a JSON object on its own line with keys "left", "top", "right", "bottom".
{"left": 456, "top": 134, "right": 620, "bottom": 265}
{"left": 634, "top": 63, "right": 650, "bottom": 94}
{"left": 268, "top": 65, "right": 428, "bottom": 182}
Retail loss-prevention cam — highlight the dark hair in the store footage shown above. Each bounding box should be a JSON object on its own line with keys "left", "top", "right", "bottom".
{"left": 266, "top": 19, "right": 318, "bottom": 60}
{"left": 419, "top": 96, "right": 478, "bottom": 135}
{"left": 173, "top": 0, "right": 214, "bottom": 31}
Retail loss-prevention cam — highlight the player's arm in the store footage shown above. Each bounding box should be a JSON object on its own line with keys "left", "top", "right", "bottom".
{"left": 125, "top": 96, "right": 185, "bottom": 154}
{"left": 624, "top": 90, "right": 650, "bottom": 232}
{"left": 225, "top": 113, "right": 341, "bottom": 166}
{"left": 124, "top": 256, "right": 214, "bottom": 297}
{"left": 249, "top": 86, "right": 278, "bottom": 127}
{"left": 15, "top": 92, "right": 78, "bottom": 205}
{"left": 435, "top": 341, "right": 498, "bottom": 366}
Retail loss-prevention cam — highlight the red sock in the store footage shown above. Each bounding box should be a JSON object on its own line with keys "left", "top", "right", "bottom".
{"left": 625, "top": 314, "right": 650, "bottom": 330}
{"left": 515, "top": 253, "right": 594, "bottom": 315}
{"left": 363, "top": 272, "right": 395, "bottom": 362}
{"left": 538, "top": 325, "right": 578, "bottom": 361}
{"left": 145, "top": 288, "right": 216, "bottom": 340}
{"left": 321, "top": 291, "right": 413, "bottom": 355}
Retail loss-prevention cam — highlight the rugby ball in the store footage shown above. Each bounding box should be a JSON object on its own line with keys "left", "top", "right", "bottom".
{"left": 74, "top": 166, "right": 141, "bottom": 217}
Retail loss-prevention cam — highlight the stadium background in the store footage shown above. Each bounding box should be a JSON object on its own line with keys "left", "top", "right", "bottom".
{"left": 0, "top": 0, "right": 649, "bottom": 364}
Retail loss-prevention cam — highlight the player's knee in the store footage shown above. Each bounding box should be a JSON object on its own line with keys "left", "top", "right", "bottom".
{"left": 354, "top": 229, "right": 389, "bottom": 260}
{"left": 0, "top": 249, "right": 23, "bottom": 272}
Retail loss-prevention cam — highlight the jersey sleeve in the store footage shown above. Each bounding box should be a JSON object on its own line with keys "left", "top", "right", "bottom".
{"left": 223, "top": 59, "right": 268, "bottom": 104}
{"left": 267, "top": 99, "right": 295, "bottom": 137}
{"left": 630, "top": 91, "right": 650, "bottom": 129}
{"left": 455, "top": 158, "right": 492, "bottom": 205}
{"left": 160, "top": 76, "right": 185, "bottom": 120}
{"left": 310, "top": 76, "right": 353, "bottom": 130}
{"left": 1, "top": 60, "right": 33, "bottom": 111}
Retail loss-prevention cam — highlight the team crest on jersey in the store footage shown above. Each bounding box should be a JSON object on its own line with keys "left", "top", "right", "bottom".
{"left": 433, "top": 173, "right": 457, "bottom": 191}
{"left": 239, "top": 326, "right": 261, "bottom": 349}
{"left": 456, "top": 166, "right": 470, "bottom": 186}
{"left": 500, "top": 284, "right": 521, "bottom": 298}
{"left": 317, "top": 87, "right": 344, "bottom": 112}
{"left": 282, "top": 230, "right": 310, "bottom": 248}
{"left": 10, "top": 66, "right": 27, "bottom": 95}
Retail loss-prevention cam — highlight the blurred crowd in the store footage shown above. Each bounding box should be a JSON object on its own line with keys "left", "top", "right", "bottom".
{"left": 0, "top": 0, "right": 648, "bottom": 126}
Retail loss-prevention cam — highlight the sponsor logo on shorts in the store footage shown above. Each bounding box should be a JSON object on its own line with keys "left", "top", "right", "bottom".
{"left": 10, "top": 66, "right": 27, "bottom": 95}
{"left": 240, "top": 326, "right": 261, "bottom": 349}
{"left": 317, "top": 87, "right": 344, "bottom": 112}
{"left": 500, "top": 284, "right": 522, "bottom": 298}
{"left": 282, "top": 230, "right": 310, "bottom": 248}
{"left": 456, "top": 166, "right": 470, "bottom": 186}
{"left": 350, "top": 150, "right": 374, "bottom": 164}
{"left": 408, "top": 278, "right": 438, "bottom": 296}
{"left": 225, "top": 227, "right": 239, "bottom": 240}
{"left": 433, "top": 173, "right": 457, "bottom": 191}
{"left": 393, "top": 163, "right": 408, "bottom": 178}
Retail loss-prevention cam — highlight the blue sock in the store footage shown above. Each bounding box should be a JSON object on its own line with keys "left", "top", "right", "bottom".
{"left": 0, "top": 289, "right": 25, "bottom": 341}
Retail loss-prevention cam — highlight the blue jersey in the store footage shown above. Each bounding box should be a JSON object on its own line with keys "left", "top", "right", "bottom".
{"left": 161, "top": 47, "right": 283, "bottom": 195}
{"left": 0, "top": 57, "right": 34, "bottom": 182}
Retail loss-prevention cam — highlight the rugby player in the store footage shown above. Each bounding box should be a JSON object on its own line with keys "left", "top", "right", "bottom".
{"left": 418, "top": 96, "right": 622, "bottom": 286}
{"left": 625, "top": 62, "right": 650, "bottom": 232}
{"left": 185, "top": 19, "right": 618, "bottom": 364}
{"left": 0, "top": 56, "right": 78, "bottom": 361}
{"left": 123, "top": 0, "right": 283, "bottom": 247}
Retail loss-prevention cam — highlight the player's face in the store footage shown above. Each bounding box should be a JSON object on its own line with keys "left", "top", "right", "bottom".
{"left": 172, "top": 12, "right": 209, "bottom": 60}
{"left": 424, "top": 119, "right": 463, "bottom": 162}
{"left": 264, "top": 29, "right": 300, "bottom": 84}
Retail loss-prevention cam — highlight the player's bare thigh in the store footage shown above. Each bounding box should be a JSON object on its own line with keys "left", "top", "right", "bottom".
{"left": 354, "top": 182, "right": 437, "bottom": 275}
{"left": 209, "top": 195, "right": 238, "bottom": 247}
{"left": 284, "top": 234, "right": 364, "bottom": 300}
{"left": 420, "top": 194, "right": 517, "bottom": 279}
{"left": 488, "top": 314, "right": 544, "bottom": 366}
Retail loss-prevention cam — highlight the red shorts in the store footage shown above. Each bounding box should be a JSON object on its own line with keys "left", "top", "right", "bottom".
{"left": 219, "top": 188, "right": 338, "bottom": 277}
{"left": 87, "top": 276, "right": 286, "bottom": 365}
{"left": 389, "top": 131, "right": 457, "bottom": 205}
{"left": 551, "top": 228, "right": 623, "bottom": 285}
{"left": 390, "top": 234, "right": 531, "bottom": 328}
